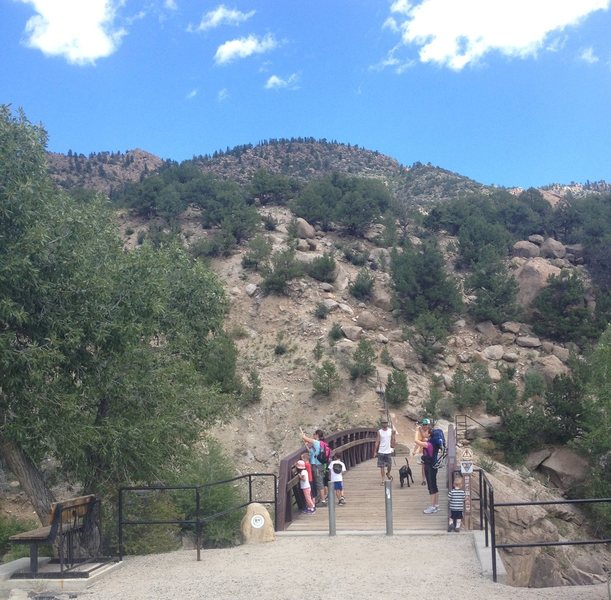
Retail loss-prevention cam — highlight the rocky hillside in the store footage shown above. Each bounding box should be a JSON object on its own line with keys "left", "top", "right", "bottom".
{"left": 46, "top": 148, "right": 163, "bottom": 196}
{"left": 47, "top": 140, "right": 487, "bottom": 205}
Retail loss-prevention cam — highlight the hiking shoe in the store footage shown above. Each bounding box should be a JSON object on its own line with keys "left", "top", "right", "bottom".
{"left": 454, "top": 527, "right": 460, "bottom": 532}
{"left": 319, "top": 500, "right": 328, "bottom": 507}
{"left": 307, "top": 508, "right": 316, "bottom": 513}
{"left": 338, "top": 497, "right": 346, "bottom": 505}
{"left": 447, "top": 523, "right": 454, "bottom": 532}
{"left": 423, "top": 506, "right": 438, "bottom": 514}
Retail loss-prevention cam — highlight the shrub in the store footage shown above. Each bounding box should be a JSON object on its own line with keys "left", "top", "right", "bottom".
{"left": 451, "top": 363, "right": 493, "bottom": 411}
{"left": 261, "top": 247, "right": 303, "bottom": 295}
{"left": 313, "top": 340, "right": 324, "bottom": 361}
{"left": 350, "top": 339, "right": 375, "bottom": 380}
{"left": 385, "top": 370, "right": 409, "bottom": 407}
{"left": 241, "top": 234, "right": 272, "bottom": 272}
{"left": 314, "top": 302, "right": 329, "bottom": 320}
{"left": 349, "top": 269, "right": 374, "bottom": 301}
{"left": 308, "top": 252, "right": 336, "bottom": 283}
{"left": 262, "top": 213, "right": 277, "bottom": 231}
{"left": 0, "top": 515, "right": 38, "bottom": 561}
{"left": 328, "top": 322, "right": 343, "bottom": 343}
{"left": 241, "top": 369, "right": 262, "bottom": 405}
{"left": 380, "top": 346, "right": 391, "bottom": 365}
{"left": 409, "top": 311, "right": 449, "bottom": 365}
{"left": 343, "top": 244, "right": 368, "bottom": 266}
{"left": 312, "top": 360, "right": 341, "bottom": 397}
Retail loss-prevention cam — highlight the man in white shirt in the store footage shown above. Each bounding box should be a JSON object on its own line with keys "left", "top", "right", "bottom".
{"left": 373, "top": 417, "right": 396, "bottom": 485}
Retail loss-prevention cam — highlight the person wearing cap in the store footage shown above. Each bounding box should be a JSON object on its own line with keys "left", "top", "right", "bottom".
{"left": 300, "top": 427, "right": 328, "bottom": 506}
{"left": 295, "top": 459, "right": 316, "bottom": 513}
{"left": 415, "top": 427, "right": 440, "bottom": 514}
{"left": 374, "top": 417, "right": 396, "bottom": 485}
{"left": 413, "top": 418, "right": 431, "bottom": 485}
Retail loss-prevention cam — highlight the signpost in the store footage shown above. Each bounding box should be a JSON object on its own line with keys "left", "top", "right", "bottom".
{"left": 460, "top": 448, "right": 474, "bottom": 529}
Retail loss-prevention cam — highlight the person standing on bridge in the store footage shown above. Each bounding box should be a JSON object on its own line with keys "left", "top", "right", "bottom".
{"left": 415, "top": 428, "right": 439, "bottom": 513}
{"left": 300, "top": 427, "right": 328, "bottom": 506}
{"left": 374, "top": 417, "right": 396, "bottom": 485}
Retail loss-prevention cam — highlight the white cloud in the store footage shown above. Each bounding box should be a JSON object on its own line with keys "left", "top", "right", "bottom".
{"left": 186, "top": 89, "right": 198, "bottom": 99}
{"left": 579, "top": 46, "right": 599, "bottom": 63}
{"left": 18, "top": 0, "right": 126, "bottom": 65}
{"left": 217, "top": 88, "right": 229, "bottom": 101}
{"left": 192, "top": 4, "right": 255, "bottom": 32}
{"left": 265, "top": 73, "right": 299, "bottom": 90}
{"left": 214, "top": 33, "right": 277, "bottom": 65}
{"left": 164, "top": 0, "right": 178, "bottom": 10}
{"left": 384, "top": 0, "right": 610, "bottom": 70}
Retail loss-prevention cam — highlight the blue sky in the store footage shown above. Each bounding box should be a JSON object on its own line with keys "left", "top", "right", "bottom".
{"left": 1, "top": 0, "right": 610, "bottom": 188}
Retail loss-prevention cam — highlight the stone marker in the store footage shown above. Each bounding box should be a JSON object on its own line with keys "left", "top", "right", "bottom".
{"left": 241, "top": 502, "right": 275, "bottom": 544}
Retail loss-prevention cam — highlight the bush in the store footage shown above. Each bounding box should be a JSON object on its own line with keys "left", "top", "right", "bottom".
{"left": 313, "top": 340, "right": 324, "bottom": 361}
{"left": 349, "top": 269, "right": 374, "bottom": 301}
{"left": 328, "top": 322, "right": 343, "bottom": 343}
{"left": 312, "top": 360, "right": 341, "bottom": 397}
{"left": 343, "top": 243, "right": 368, "bottom": 266}
{"left": 0, "top": 515, "right": 38, "bottom": 561}
{"left": 349, "top": 339, "right": 375, "bottom": 380}
{"left": 409, "top": 312, "right": 449, "bottom": 365}
{"left": 241, "top": 234, "right": 272, "bottom": 272}
{"left": 451, "top": 363, "right": 493, "bottom": 411}
{"left": 314, "top": 302, "right": 330, "bottom": 320}
{"left": 261, "top": 247, "right": 303, "bottom": 295}
{"left": 241, "top": 369, "right": 262, "bottom": 405}
{"left": 308, "top": 252, "right": 336, "bottom": 283}
{"left": 385, "top": 370, "right": 409, "bottom": 407}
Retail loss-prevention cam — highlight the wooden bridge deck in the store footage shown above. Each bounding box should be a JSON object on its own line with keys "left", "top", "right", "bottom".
{"left": 286, "top": 455, "right": 448, "bottom": 532}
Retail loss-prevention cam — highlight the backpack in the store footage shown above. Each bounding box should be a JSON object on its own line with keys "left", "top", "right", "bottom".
{"left": 317, "top": 440, "right": 331, "bottom": 464}
{"left": 332, "top": 462, "right": 343, "bottom": 474}
{"left": 430, "top": 427, "right": 446, "bottom": 451}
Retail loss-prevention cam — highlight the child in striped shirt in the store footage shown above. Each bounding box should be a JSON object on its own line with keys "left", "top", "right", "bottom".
{"left": 448, "top": 476, "right": 466, "bottom": 532}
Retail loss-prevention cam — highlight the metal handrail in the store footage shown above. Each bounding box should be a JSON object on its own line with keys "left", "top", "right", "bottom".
{"left": 276, "top": 427, "right": 378, "bottom": 530}
{"left": 477, "top": 470, "right": 611, "bottom": 582}
{"left": 118, "top": 472, "right": 277, "bottom": 561}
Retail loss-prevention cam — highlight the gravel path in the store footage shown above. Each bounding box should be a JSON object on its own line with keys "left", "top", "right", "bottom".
{"left": 75, "top": 535, "right": 609, "bottom": 600}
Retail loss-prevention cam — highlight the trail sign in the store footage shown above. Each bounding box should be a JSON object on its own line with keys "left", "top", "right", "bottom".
{"left": 460, "top": 461, "right": 474, "bottom": 474}
{"left": 461, "top": 447, "right": 474, "bottom": 461}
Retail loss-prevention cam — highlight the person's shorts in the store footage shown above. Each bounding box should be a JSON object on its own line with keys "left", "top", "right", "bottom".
{"left": 333, "top": 481, "right": 343, "bottom": 491}
{"left": 451, "top": 510, "right": 463, "bottom": 520}
{"left": 312, "top": 464, "right": 324, "bottom": 492}
{"left": 377, "top": 453, "right": 393, "bottom": 468}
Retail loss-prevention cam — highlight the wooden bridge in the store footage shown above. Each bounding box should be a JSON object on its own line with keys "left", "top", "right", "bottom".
{"left": 277, "top": 426, "right": 456, "bottom": 533}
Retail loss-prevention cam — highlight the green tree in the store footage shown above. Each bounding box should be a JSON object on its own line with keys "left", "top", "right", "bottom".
{"left": 391, "top": 240, "right": 462, "bottom": 324}
{"left": 241, "top": 234, "right": 273, "bottom": 271}
{"left": 0, "top": 107, "right": 238, "bottom": 522}
{"left": 349, "top": 340, "right": 376, "bottom": 380}
{"left": 531, "top": 272, "right": 597, "bottom": 343}
{"left": 261, "top": 247, "right": 304, "bottom": 294}
{"left": 576, "top": 325, "right": 611, "bottom": 532}
{"left": 312, "top": 360, "right": 341, "bottom": 397}
{"left": 385, "top": 370, "right": 409, "bottom": 407}
{"left": 349, "top": 268, "right": 375, "bottom": 301}
{"left": 465, "top": 246, "right": 521, "bottom": 324}
{"left": 308, "top": 252, "right": 336, "bottom": 283}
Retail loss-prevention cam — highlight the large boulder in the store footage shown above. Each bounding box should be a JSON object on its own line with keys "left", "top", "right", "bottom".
{"left": 295, "top": 217, "right": 316, "bottom": 239}
{"left": 534, "top": 354, "right": 569, "bottom": 384}
{"left": 512, "top": 240, "right": 540, "bottom": 258}
{"left": 341, "top": 325, "right": 362, "bottom": 341}
{"left": 539, "top": 447, "right": 589, "bottom": 490}
{"left": 356, "top": 310, "right": 379, "bottom": 330}
{"left": 514, "top": 258, "right": 561, "bottom": 308}
{"left": 371, "top": 288, "right": 393, "bottom": 311}
{"left": 539, "top": 237, "right": 566, "bottom": 259}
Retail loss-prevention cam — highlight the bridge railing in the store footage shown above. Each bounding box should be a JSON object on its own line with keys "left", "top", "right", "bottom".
{"left": 478, "top": 470, "right": 611, "bottom": 582}
{"left": 276, "top": 427, "right": 378, "bottom": 531}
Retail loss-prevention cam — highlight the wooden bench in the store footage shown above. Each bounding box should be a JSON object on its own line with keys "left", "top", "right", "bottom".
{"left": 9, "top": 495, "right": 98, "bottom": 577}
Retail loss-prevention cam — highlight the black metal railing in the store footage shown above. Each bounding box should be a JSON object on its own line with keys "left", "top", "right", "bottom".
{"left": 118, "top": 472, "right": 277, "bottom": 561}
{"left": 478, "top": 472, "right": 611, "bottom": 582}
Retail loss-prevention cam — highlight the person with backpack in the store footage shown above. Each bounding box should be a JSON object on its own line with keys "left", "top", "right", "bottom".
{"left": 328, "top": 452, "right": 347, "bottom": 505}
{"left": 300, "top": 427, "right": 329, "bottom": 506}
{"left": 415, "top": 428, "right": 439, "bottom": 513}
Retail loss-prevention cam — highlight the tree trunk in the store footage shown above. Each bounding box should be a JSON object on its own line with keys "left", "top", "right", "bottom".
{"left": 0, "top": 435, "right": 56, "bottom": 525}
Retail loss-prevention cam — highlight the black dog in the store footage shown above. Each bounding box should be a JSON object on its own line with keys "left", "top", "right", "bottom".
{"left": 399, "top": 458, "right": 414, "bottom": 488}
